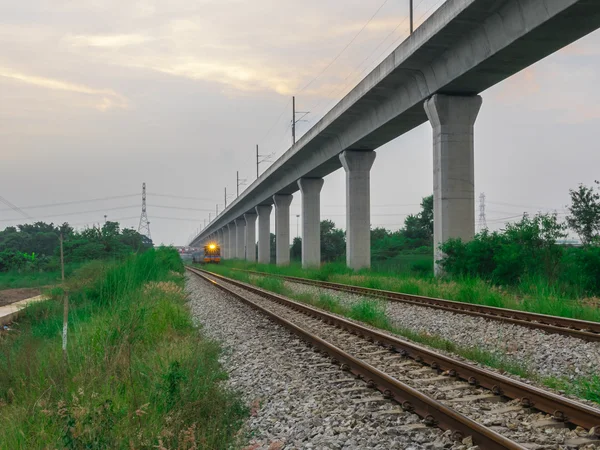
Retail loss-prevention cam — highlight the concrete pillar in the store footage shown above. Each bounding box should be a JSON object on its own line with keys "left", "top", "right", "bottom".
{"left": 256, "top": 205, "right": 272, "bottom": 264}
{"left": 244, "top": 212, "right": 257, "bottom": 262}
{"left": 273, "top": 194, "right": 293, "bottom": 266}
{"left": 235, "top": 218, "right": 246, "bottom": 259}
{"left": 298, "top": 178, "right": 324, "bottom": 268}
{"left": 227, "top": 223, "right": 235, "bottom": 259}
{"left": 219, "top": 229, "right": 225, "bottom": 258}
{"left": 424, "top": 94, "right": 482, "bottom": 275}
{"left": 221, "top": 228, "right": 227, "bottom": 259}
{"left": 340, "top": 150, "right": 376, "bottom": 270}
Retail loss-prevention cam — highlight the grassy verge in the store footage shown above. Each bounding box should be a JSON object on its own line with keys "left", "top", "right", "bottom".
{"left": 203, "top": 263, "right": 599, "bottom": 405}
{"left": 0, "top": 249, "right": 246, "bottom": 448}
{"left": 213, "top": 260, "right": 600, "bottom": 323}
{"left": 0, "top": 263, "right": 82, "bottom": 290}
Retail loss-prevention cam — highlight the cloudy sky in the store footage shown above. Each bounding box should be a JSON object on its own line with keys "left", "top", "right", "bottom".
{"left": 1, "top": 0, "right": 600, "bottom": 245}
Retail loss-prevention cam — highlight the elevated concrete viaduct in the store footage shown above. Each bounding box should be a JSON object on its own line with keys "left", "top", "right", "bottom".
{"left": 193, "top": 0, "right": 600, "bottom": 272}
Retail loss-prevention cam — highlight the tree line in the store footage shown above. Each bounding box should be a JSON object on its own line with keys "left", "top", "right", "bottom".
{"left": 440, "top": 181, "right": 600, "bottom": 295}
{"left": 0, "top": 221, "right": 152, "bottom": 272}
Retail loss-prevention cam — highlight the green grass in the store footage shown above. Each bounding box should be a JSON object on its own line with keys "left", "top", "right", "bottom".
{"left": 0, "top": 263, "right": 82, "bottom": 290}
{"left": 0, "top": 249, "right": 247, "bottom": 449}
{"left": 204, "top": 263, "right": 598, "bottom": 405}
{"left": 212, "top": 260, "right": 600, "bottom": 324}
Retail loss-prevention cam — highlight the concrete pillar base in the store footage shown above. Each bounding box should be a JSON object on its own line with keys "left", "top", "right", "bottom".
{"left": 424, "top": 94, "right": 482, "bottom": 276}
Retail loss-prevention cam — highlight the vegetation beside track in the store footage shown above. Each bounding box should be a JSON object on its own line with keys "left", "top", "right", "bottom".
{"left": 0, "top": 248, "right": 246, "bottom": 449}
{"left": 210, "top": 260, "right": 600, "bottom": 324}
{"left": 202, "top": 264, "right": 600, "bottom": 405}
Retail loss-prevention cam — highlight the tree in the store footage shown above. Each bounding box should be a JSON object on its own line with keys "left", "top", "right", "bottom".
{"left": 321, "top": 220, "right": 345, "bottom": 262}
{"left": 567, "top": 182, "right": 600, "bottom": 246}
{"left": 403, "top": 195, "right": 433, "bottom": 246}
{"left": 290, "top": 237, "right": 302, "bottom": 261}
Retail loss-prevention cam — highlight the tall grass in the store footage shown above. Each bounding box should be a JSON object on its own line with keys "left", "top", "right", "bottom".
{"left": 0, "top": 263, "right": 82, "bottom": 290}
{"left": 0, "top": 248, "right": 246, "bottom": 448}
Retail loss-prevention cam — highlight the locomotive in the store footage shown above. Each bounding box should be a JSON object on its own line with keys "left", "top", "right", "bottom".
{"left": 192, "top": 242, "right": 221, "bottom": 264}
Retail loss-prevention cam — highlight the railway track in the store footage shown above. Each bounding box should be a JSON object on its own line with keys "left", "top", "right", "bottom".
{"left": 187, "top": 267, "right": 600, "bottom": 450}
{"left": 229, "top": 268, "right": 600, "bottom": 342}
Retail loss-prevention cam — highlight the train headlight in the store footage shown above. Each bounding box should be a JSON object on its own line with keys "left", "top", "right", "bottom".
{"left": 209, "top": 244, "right": 216, "bottom": 249}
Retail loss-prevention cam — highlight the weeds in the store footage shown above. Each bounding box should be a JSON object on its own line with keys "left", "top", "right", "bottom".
{"left": 0, "top": 248, "right": 247, "bottom": 448}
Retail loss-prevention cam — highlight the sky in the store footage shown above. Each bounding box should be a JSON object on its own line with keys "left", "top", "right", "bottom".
{"left": 1, "top": 0, "right": 600, "bottom": 245}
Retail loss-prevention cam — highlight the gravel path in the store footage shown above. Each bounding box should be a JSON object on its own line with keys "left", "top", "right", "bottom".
{"left": 185, "top": 272, "right": 469, "bottom": 450}
{"left": 279, "top": 281, "right": 600, "bottom": 381}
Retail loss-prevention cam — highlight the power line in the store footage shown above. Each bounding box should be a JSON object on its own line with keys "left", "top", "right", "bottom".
{"left": 0, "top": 204, "right": 139, "bottom": 223}
{"left": 297, "top": 0, "right": 391, "bottom": 96}
{"left": 149, "top": 204, "right": 216, "bottom": 212}
{"left": 0, "top": 196, "right": 32, "bottom": 219}
{"left": 148, "top": 192, "right": 219, "bottom": 202}
{"left": 0, "top": 193, "right": 139, "bottom": 212}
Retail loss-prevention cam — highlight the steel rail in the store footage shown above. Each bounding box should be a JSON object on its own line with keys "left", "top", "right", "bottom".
{"left": 193, "top": 267, "right": 600, "bottom": 431}
{"left": 188, "top": 267, "right": 527, "bottom": 450}
{"left": 231, "top": 268, "right": 600, "bottom": 342}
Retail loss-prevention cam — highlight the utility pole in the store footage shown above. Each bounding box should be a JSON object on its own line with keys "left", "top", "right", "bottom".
{"left": 256, "top": 145, "right": 274, "bottom": 179}
{"left": 410, "top": 0, "right": 413, "bottom": 34}
{"left": 291, "top": 96, "right": 310, "bottom": 145}
{"left": 60, "top": 233, "right": 68, "bottom": 366}
{"left": 296, "top": 214, "right": 300, "bottom": 238}
{"left": 104, "top": 215, "right": 107, "bottom": 223}
{"left": 209, "top": 212, "right": 212, "bottom": 223}
{"left": 237, "top": 171, "right": 247, "bottom": 197}
{"left": 292, "top": 96, "right": 296, "bottom": 145}
{"left": 216, "top": 204, "right": 219, "bottom": 216}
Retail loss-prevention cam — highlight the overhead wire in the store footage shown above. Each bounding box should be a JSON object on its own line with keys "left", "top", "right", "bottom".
{"left": 0, "top": 196, "right": 33, "bottom": 219}
{"left": 0, "top": 193, "right": 139, "bottom": 212}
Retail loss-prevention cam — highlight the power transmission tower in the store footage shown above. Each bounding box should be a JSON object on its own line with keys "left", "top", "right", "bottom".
{"left": 478, "top": 192, "right": 487, "bottom": 232}
{"left": 237, "top": 171, "right": 247, "bottom": 197}
{"left": 292, "top": 96, "right": 310, "bottom": 145}
{"left": 138, "top": 182, "right": 151, "bottom": 239}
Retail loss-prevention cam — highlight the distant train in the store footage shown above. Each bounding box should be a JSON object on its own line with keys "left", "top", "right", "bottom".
{"left": 192, "top": 242, "right": 221, "bottom": 264}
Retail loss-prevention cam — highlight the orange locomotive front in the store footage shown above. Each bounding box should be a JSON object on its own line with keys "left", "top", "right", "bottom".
{"left": 203, "top": 242, "right": 221, "bottom": 264}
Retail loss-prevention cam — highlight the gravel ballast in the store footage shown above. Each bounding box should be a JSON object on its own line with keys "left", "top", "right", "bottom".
{"left": 185, "top": 272, "right": 465, "bottom": 450}
{"left": 279, "top": 280, "right": 600, "bottom": 381}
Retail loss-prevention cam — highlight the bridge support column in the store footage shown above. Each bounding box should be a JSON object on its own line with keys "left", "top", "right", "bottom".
{"left": 244, "top": 212, "right": 257, "bottom": 262}
{"left": 298, "top": 178, "right": 324, "bottom": 268}
{"left": 273, "top": 194, "right": 293, "bottom": 266}
{"left": 227, "top": 223, "right": 234, "bottom": 259}
{"left": 223, "top": 228, "right": 229, "bottom": 259}
{"left": 235, "top": 218, "right": 245, "bottom": 259}
{"left": 424, "top": 94, "right": 482, "bottom": 276}
{"left": 340, "top": 150, "right": 376, "bottom": 270}
{"left": 256, "top": 205, "right": 272, "bottom": 264}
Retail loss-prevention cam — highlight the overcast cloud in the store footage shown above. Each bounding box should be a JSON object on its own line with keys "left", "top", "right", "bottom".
{"left": 1, "top": 0, "right": 600, "bottom": 245}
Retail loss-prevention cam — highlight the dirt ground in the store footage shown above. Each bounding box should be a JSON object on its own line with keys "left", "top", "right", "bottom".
{"left": 0, "top": 288, "right": 42, "bottom": 307}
